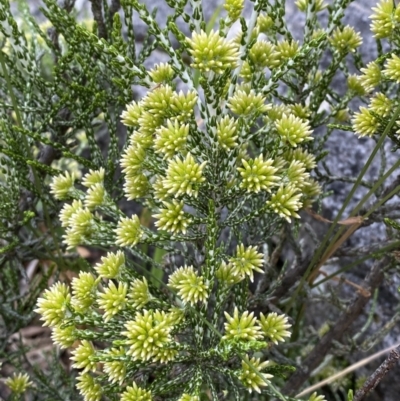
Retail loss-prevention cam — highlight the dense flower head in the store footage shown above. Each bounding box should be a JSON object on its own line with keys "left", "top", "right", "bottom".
{"left": 71, "top": 340, "right": 97, "bottom": 372}
{"left": 97, "top": 281, "right": 128, "bottom": 321}
{"left": 186, "top": 30, "right": 239, "bottom": 74}
{"left": 82, "top": 168, "right": 105, "bottom": 188}
{"left": 129, "top": 277, "right": 152, "bottom": 309}
{"left": 228, "top": 90, "right": 270, "bottom": 117}
{"left": 222, "top": 307, "right": 262, "bottom": 341}
{"left": 5, "top": 373, "right": 32, "bottom": 394}
{"left": 259, "top": 312, "right": 291, "bottom": 344}
{"left": 238, "top": 357, "right": 272, "bottom": 393}
{"left": 283, "top": 148, "right": 316, "bottom": 170}
{"left": 170, "top": 90, "right": 198, "bottom": 121}
{"left": 141, "top": 85, "right": 174, "bottom": 120}
{"left": 370, "top": 92, "right": 392, "bottom": 117}
{"left": 121, "top": 382, "right": 152, "bottom": 401}
{"left": 122, "top": 310, "right": 173, "bottom": 361}
{"left": 275, "top": 113, "right": 313, "bottom": 147}
{"left": 275, "top": 40, "right": 299, "bottom": 63}
{"left": 115, "top": 215, "right": 143, "bottom": 247}
{"left": 168, "top": 265, "right": 208, "bottom": 304}
{"left": 237, "top": 155, "right": 280, "bottom": 193}
{"left": 249, "top": 40, "right": 280, "bottom": 70}
{"left": 95, "top": 250, "right": 125, "bottom": 279}
{"left": 266, "top": 184, "right": 302, "bottom": 222}
{"left": 347, "top": 74, "right": 366, "bottom": 96}
{"left": 285, "top": 160, "right": 310, "bottom": 189}
{"left": 178, "top": 394, "right": 200, "bottom": 401}
{"left": 224, "top": 0, "right": 244, "bottom": 22}
{"left": 384, "top": 54, "right": 400, "bottom": 83}
{"left": 370, "top": 0, "right": 400, "bottom": 39}
{"left": 352, "top": 106, "right": 380, "bottom": 137}
{"left": 329, "top": 26, "right": 362, "bottom": 53}
{"left": 35, "top": 282, "right": 71, "bottom": 327}
{"left": 216, "top": 261, "right": 244, "bottom": 285}
{"left": 137, "top": 112, "right": 162, "bottom": 142}
{"left": 295, "top": 0, "right": 327, "bottom": 12}
{"left": 124, "top": 173, "right": 150, "bottom": 200}
{"left": 103, "top": 347, "right": 126, "bottom": 385}
{"left": 76, "top": 373, "right": 102, "bottom": 401}
{"left": 84, "top": 183, "right": 106, "bottom": 209}
{"left": 120, "top": 143, "right": 146, "bottom": 175}
{"left": 51, "top": 324, "right": 76, "bottom": 349}
{"left": 162, "top": 153, "right": 206, "bottom": 198}
{"left": 149, "top": 62, "right": 175, "bottom": 83}
{"left": 71, "top": 272, "right": 98, "bottom": 311}
{"left": 257, "top": 13, "right": 274, "bottom": 33}
{"left": 309, "top": 392, "right": 327, "bottom": 401}
{"left": 154, "top": 200, "right": 192, "bottom": 234}
{"left": 63, "top": 206, "right": 96, "bottom": 249}
{"left": 50, "top": 171, "right": 77, "bottom": 200}
{"left": 154, "top": 119, "right": 189, "bottom": 158}
{"left": 359, "top": 61, "right": 382, "bottom": 92}
{"left": 59, "top": 200, "right": 83, "bottom": 227}
{"left": 121, "top": 100, "right": 142, "bottom": 127}
{"left": 229, "top": 244, "right": 264, "bottom": 282}
{"left": 217, "top": 115, "right": 238, "bottom": 150}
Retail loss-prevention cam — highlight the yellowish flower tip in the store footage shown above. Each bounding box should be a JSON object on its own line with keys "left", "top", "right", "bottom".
{"left": 120, "top": 101, "right": 142, "bottom": 127}
{"left": 186, "top": 29, "right": 239, "bottom": 74}
{"left": 166, "top": 306, "right": 185, "bottom": 325}
{"left": 71, "top": 340, "right": 97, "bottom": 372}
{"left": 224, "top": 0, "right": 244, "bottom": 22}
{"left": 347, "top": 74, "right": 366, "bottom": 96}
{"left": 154, "top": 200, "right": 192, "bottom": 234}
{"left": 384, "top": 53, "right": 400, "bottom": 83}
{"left": 228, "top": 90, "right": 271, "bottom": 117}
{"left": 51, "top": 324, "right": 76, "bottom": 349}
{"left": 124, "top": 172, "right": 150, "bottom": 200}
{"left": 309, "top": 391, "right": 327, "bottom": 401}
{"left": 121, "top": 382, "right": 152, "bottom": 401}
{"left": 352, "top": 106, "right": 380, "bottom": 137}
{"left": 359, "top": 61, "right": 382, "bottom": 92}
{"left": 333, "top": 108, "right": 350, "bottom": 122}
{"left": 222, "top": 307, "right": 262, "bottom": 342}
{"left": 162, "top": 153, "right": 207, "bottom": 198}
{"left": 258, "top": 312, "right": 292, "bottom": 344}
{"left": 71, "top": 272, "right": 98, "bottom": 312}
{"left": 285, "top": 160, "right": 310, "bottom": 189}
{"left": 168, "top": 265, "right": 209, "bottom": 304}
{"left": 275, "top": 113, "right": 313, "bottom": 147}
{"left": 238, "top": 356, "right": 272, "bottom": 393}
{"left": 237, "top": 155, "right": 280, "bottom": 193}
{"left": 149, "top": 62, "right": 175, "bottom": 83}
{"left": 35, "top": 282, "right": 71, "bottom": 327}
{"left": 76, "top": 372, "right": 102, "bottom": 401}
{"left": 141, "top": 85, "right": 174, "bottom": 119}
{"left": 266, "top": 184, "right": 303, "bottom": 222}
{"left": 84, "top": 183, "right": 106, "bottom": 209}
{"left": 249, "top": 40, "right": 280, "bottom": 70}
{"left": 95, "top": 250, "right": 125, "bottom": 279}
{"left": 153, "top": 175, "right": 170, "bottom": 201}
{"left": 217, "top": 115, "right": 238, "bottom": 150}
{"left": 103, "top": 347, "right": 127, "bottom": 385}
{"left": 275, "top": 40, "right": 299, "bottom": 64}
{"left": 97, "top": 281, "right": 128, "bottom": 321}
{"left": 302, "top": 178, "right": 322, "bottom": 206}
{"left": 59, "top": 199, "right": 83, "bottom": 227}
{"left": 266, "top": 104, "right": 292, "bottom": 122}
{"left": 257, "top": 14, "right": 274, "bottom": 33}
{"left": 115, "top": 215, "right": 143, "bottom": 247}
{"left": 290, "top": 103, "right": 311, "bottom": 120}
{"left": 283, "top": 148, "right": 316, "bottom": 171}
{"left": 82, "top": 168, "right": 105, "bottom": 188}
{"left": 5, "top": 373, "right": 32, "bottom": 394}
{"left": 50, "top": 171, "right": 77, "bottom": 200}
{"left": 178, "top": 393, "right": 200, "bottom": 401}
{"left": 370, "top": 0, "right": 400, "bottom": 39}
{"left": 329, "top": 26, "right": 362, "bottom": 53}
{"left": 229, "top": 244, "right": 264, "bottom": 282}
{"left": 122, "top": 310, "right": 173, "bottom": 362}
{"left": 63, "top": 207, "right": 95, "bottom": 249}
{"left": 128, "top": 277, "right": 152, "bottom": 309}
{"left": 154, "top": 119, "right": 189, "bottom": 158}
{"left": 295, "top": 0, "right": 327, "bottom": 12}
{"left": 216, "top": 261, "right": 244, "bottom": 285}
{"left": 136, "top": 114, "right": 161, "bottom": 145}
{"left": 370, "top": 92, "right": 392, "bottom": 117}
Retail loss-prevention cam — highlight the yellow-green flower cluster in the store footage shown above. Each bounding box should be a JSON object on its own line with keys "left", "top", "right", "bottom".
{"left": 329, "top": 26, "right": 362, "bottom": 53}
{"left": 5, "top": 373, "right": 32, "bottom": 394}
{"left": 121, "top": 383, "right": 152, "bottom": 401}
{"left": 239, "top": 357, "right": 273, "bottom": 393}
{"left": 370, "top": 0, "right": 400, "bottom": 39}
{"left": 224, "top": 0, "right": 244, "bottom": 22}
{"left": 295, "top": 0, "right": 327, "bottom": 12}
{"left": 154, "top": 200, "right": 192, "bottom": 234}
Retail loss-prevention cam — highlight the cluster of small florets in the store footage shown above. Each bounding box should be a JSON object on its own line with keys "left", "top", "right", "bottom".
{"left": 351, "top": 0, "right": 400, "bottom": 139}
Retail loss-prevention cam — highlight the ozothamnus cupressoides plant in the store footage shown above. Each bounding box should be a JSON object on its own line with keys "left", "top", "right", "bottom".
{"left": 31, "top": 0, "right": 374, "bottom": 399}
